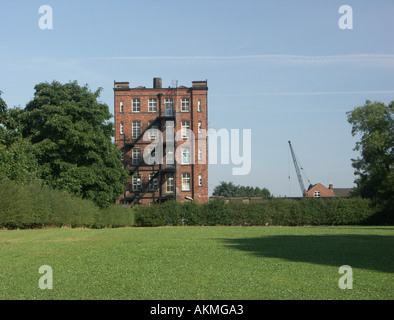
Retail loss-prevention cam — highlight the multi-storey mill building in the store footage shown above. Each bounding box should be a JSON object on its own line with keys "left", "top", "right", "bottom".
{"left": 114, "top": 78, "right": 208, "bottom": 206}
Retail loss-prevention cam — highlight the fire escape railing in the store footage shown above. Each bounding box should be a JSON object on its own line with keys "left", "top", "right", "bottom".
{"left": 120, "top": 91, "right": 177, "bottom": 207}
{"left": 122, "top": 132, "right": 176, "bottom": 206}
{"left": 125, "top": 165, "right": 176, "bottom": 207}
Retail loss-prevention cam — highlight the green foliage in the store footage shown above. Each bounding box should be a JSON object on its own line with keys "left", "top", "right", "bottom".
{"left": 133, "top": 198, "right": 377, "bottom": 227}
{"left": 0, "top": 138, "right": 41, "bottom": 183}
{"left": 212, "top": 181, "right": 271, "bottom": 198}
{"left": 134, "top": 203, "right": 166, "bottom": 227}
{"left": 0, "top": 93, "right": 40, "bottom": 182}
{"left": 204, "top": 198, "right": 226, "bottom": 225}
{"left": 11, "top": 81, "right": 128, "bottom": 207}
{"left": 347, "top": 100, "right": 394, "bottom": 220}
{"left": 0, "top": 179, "right": 134, "bottom": 229}
{"left": 0, "top": 176, "right": 380, "bottom": 229}
{"left": 94, "top": 204, "right": 135, "bottom": 228}
{"left": 180, "top": 201, "right": 205, "bottom": 225}
{"left": 161, "top": 200, "right": 182, "bottom": 226}
{"left": 0, "top": 179, "right": 50, "bottom": 229}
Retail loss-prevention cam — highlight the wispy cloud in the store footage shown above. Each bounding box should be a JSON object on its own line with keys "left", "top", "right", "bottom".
{"left": 3, "top": 53, "right": 394, "bottom": 69}
{"left": 211, "top": 90, "right": 394, "bottom": 97}
{"left": 89, "top": 54, "right": 394, "bottom": 67}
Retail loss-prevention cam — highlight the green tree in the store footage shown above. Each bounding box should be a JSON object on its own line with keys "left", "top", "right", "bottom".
{"left": 212, "top": 181, "right": 238, "bottom": 197}
{"left": 213, "top": 181, "right": 271, "bottom": 198}
{"left": 12, "top": 81, "right": 128, "bottom": 207}
{"left": 0, "top": 92, "right": 40, "bottom": 182}
{"left": 347, "top": 100, "right": 394, "bottom": 218}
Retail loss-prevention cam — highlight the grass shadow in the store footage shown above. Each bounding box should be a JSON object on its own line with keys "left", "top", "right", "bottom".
{"left": 222, "top": 234, "right": 394, "bottom": 273}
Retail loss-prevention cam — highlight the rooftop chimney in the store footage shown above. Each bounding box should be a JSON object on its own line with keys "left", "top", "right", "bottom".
{"left": 153, "top": 77, "right": 162, "bottom": 89}
{"left": 114, "top": 81, "right": 130, "bottom": 89}
{"left": 329, "top": 182, "right": 333, "bottom": 190}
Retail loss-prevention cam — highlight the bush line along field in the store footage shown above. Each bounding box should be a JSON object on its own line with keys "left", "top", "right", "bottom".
{"left": 0, "top": 179, "right": 134, "bottom": 229}
{"left": 0, "top": 179, "right": 389, "bottom": 229}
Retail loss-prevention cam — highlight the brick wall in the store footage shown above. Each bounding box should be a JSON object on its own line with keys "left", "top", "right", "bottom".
{"left": 305, "top": 183, "right": 335, "bottom": 198}
{"left": 114, "top": 79, "right": 208, "bottom": 205}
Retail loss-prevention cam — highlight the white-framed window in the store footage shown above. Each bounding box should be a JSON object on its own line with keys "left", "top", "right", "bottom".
{"left": 120, "top": 101, "right": 124, "bottom": 113}
{"left": 181, "top": 120, "right": 190, "bottom": 139}
{"left": 149, "top": 174, "right": 158, "bottom": 191}
{"left": 182, "top": 147, "right": 190, "bottom": 165}
{"left": 166, "top": 173, "right": 174, "bottom": 193}
{"left": 120, "top": 122, "right": 124, "bottom": 135}
{"left": 197, "top": 100, "right": 201, "bottom": 112}
{"left": 132, "top": 148, "right": 142, "bottom": 165}
{"left": 132, "top": 121, "right": 141, "bottom": 139}
{"left": 182, "top": 173, "right": 191, "bottom": 191}
{"left": 198, "top": 121, "right": 202, "bottom": 134}
{"left": 148, "top": 98, "right": 157, "bottom": 112}
{"left": 198, "top": 174, "right": 202, "bottom": 187}
{"left": 165, "top": 98, "right": 173, "bottom": 115}
{"left": 132, "top": 174, "right": 142, "bottom": 192}
{"left": 314, "top": 191, "right": 320, "bottom": 198}
{"left": 181, "top": 98, "right": 190, "bottom": 112}
{"left": 198, "top": 148, "right": 202, "bottom": 161}
{"left": 148, "top": 122, "right": 158, "bottom": 140}
{"left": 165, "top": 98, "right": 173, "bottom": 108}
{"left": 132, "top": 98, "right": 141, "bottom": 112}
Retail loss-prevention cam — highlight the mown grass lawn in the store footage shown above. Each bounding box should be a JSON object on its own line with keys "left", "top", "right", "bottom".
{"left": 0, "top": 226, "right": 393, "bottom": 300}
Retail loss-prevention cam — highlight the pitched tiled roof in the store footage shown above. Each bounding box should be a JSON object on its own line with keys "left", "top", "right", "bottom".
{"left": 333, "top": 188, "right": 353, "bottom": 198}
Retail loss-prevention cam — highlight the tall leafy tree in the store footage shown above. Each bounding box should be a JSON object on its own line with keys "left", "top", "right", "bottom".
{"left": 347, "top": 100, "right": 394, "bottom": 217}
{"left": 213, "top": 181, "right": 271, "bottom": 198}
{"left": 13, "top": 81, "right": 128, "bottom": 207}
{"left": 0, "top": 90, "right": 12, "bottom": 145}
{"left": 0, "top": 92, "right": 40, "bottom": 182}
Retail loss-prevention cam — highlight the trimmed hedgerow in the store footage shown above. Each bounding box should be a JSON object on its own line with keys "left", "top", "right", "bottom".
{"left": 0, "top": 178, "right": 381, "bottom": 229}
{"left": 0, "top": 178, "right": 134, "bottom": 229}
{"left": 133, "top": 197, "right": 377, "bottom": 227}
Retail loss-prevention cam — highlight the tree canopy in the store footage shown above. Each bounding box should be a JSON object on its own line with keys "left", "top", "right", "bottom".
{"left": 212, "top": 181, "right": 271, "bottom": 198}
{"left": 347, "top": 100, "right": 393, "bottom": 217}
{"left": 0, "top": 92, "right": 40, "bottom": 182}
{"left": 9, "top": 81, "right": 128, "bottom": 207}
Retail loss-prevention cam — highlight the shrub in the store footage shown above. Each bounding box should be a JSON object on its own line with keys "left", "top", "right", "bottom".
{"left": 134, "top": 203, "right": 166, "bottom": 227}
{"left": 0, "top": 179, "right": 51, "bottom": 229}
{"left": 0, "top": 178, "right": 380, "bottom": 229}
{"left": 162, "top": 200, "right": 182, "bottom": 226}
{"left": 130, "top": 197, "right": 378, "bottom": 227}
{"left": 181, "top": 201, "right": 205, "bottom": 225}
{"left": 0, "top": 178, "right": 134, "bottom": 229}
{"left": 205, "top": 198, "right": 226, "bottom": 225}
{"left": 95, "top": 204, "right": 134, "bottom": 228}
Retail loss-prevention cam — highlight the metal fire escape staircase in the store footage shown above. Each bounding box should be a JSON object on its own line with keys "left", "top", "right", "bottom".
{"left": 121, "top": 92, "right": 177, "bottom": 207}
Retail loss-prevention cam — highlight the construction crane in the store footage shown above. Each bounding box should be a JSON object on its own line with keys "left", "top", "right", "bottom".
{"left": 288, "top": 141, "right": 310, "bottom": 197}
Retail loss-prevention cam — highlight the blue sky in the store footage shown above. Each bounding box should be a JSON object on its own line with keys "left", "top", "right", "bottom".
{"left": 1, "top": 0, "right": 393, "bottom": 196}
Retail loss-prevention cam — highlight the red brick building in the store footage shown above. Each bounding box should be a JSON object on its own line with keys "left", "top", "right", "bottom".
{"left": 114, "top": 78, "right": 208, "bottom": 206}
{"left": 305, "top": 182, "right": 353, "bottom": 198}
